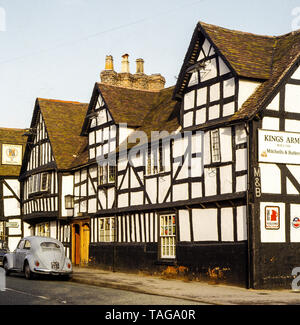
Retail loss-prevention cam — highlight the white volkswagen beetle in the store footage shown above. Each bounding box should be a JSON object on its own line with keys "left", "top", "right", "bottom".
{"left": 2, "top": 236, "right": 72, "bottom": 279}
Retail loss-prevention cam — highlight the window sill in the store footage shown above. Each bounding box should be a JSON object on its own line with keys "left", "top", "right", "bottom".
{"left": 28, "top": 190, "right": 50, "bottom": 198}
{"left": 144, "top": 170, "right": 170, "bottom": 179}
{"left": 98, "top": 183, "right": 115, "bottom": 189}
{"left": 155, "top": 259, "right": 177, "bottom": 266}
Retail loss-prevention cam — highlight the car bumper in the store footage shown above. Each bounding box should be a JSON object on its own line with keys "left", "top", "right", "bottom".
{"left": 33, "top": 267, "right": 73, "bottom": 276}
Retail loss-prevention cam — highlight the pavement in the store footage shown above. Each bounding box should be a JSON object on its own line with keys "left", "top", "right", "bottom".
{"left": 71, "top": 266, "right": 300, "bottom": 305}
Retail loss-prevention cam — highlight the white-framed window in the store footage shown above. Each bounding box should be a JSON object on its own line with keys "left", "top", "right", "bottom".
{"left": 40, "top": 173, "right": 50, "bottom": 191}
{"left": 99, "top": 217, "right": 115, "bottom": 242}
{"left": 210, "top": 129, "right": 221, "bottom": 163}
{"left": 36, "top": 222, "right": 50, "bottom": 237}
{"left": 98, "top": 164, "right": 116, "bottom": 185}
{"left": 28, "top": 173, "right": 51, "bottom": 194}
{"left": 160, "top": 214, "right": 176, "bottom": 259}
{"left": 146, "top": 143, "right": 165, "bottom": 175}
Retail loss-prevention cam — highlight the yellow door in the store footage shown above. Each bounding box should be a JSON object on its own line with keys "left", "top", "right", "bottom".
{"left": 81, "top": 223, "right": 90, "bottom": 265}
{"left": 71, "top": 220, "right": 90, "bottom": 266}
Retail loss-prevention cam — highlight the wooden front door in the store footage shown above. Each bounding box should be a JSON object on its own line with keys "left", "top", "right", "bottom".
{"left": 71, "top": 220, "right": 90, "bottom": 266}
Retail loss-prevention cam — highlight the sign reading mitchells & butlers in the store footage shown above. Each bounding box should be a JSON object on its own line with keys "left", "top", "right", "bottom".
{"left": 258, "top": 129, "right": 300, "bottom": 164}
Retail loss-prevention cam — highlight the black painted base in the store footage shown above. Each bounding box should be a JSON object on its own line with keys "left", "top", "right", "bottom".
{"left": 89, "top": 241, "right": 249, "bottom": 287}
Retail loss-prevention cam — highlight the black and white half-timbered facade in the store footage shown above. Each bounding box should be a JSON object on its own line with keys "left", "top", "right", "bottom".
{"left": 0, "top": 128, "right": 28, "bottom": 251}
{"left": 19, "top": 98, "right": 88, "bottom": 261}
{"left": 18, "top": 21, "right": 300, "bottom": 289}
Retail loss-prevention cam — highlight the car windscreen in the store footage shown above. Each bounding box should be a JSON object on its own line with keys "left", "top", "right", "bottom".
{"left": 40, "top": 242, "right": 61, "bottom": 249}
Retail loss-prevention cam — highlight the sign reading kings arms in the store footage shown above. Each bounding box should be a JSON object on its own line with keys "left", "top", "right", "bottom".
{"left": 258, "top": 129, "right": 300, "bottom": 164}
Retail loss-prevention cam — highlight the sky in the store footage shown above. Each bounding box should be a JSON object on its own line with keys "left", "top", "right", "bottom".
{"left": 0, "top": 0, "right": 299, "bottom": 129}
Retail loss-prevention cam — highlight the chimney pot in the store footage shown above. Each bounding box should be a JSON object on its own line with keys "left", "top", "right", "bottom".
{"left": 121, "top": 54, "right": 130, "bottom": 73}
{"left": 105, "top": 55, "right": 114, "bottom": 70}
{"left": 136, "top": 58, "right": 144, "bottom": 74}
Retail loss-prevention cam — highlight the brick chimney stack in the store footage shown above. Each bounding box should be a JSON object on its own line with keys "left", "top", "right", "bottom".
{"left": 100, "top": 54, "right": 165, "bottom": 91}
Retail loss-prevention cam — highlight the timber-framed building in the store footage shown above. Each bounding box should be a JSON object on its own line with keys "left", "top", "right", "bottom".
{"left": 18, "top": 21, "right": 300, "bottom": 289}
{"left": 0, "top": 127, "right": 27, "bottom": 251}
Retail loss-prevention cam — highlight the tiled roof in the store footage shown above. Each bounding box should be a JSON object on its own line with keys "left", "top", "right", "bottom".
{"left": 174, "top": 21, "right": 300, "bottom": 123}
{"left": 232, "top": 28, "right": 300, "bottom": 121}
{"left": 116, "top": 86, "right": 180, "bottom": 151}
{"left": 97, "top": 83, "right": 162, "bottom": 127}
{"left": 37, "top": 98, "right": 89, "bottom": 170}
{"left": 0, "top": 128, "right": 26, "bottom": 177}
{"left": 199, "top": 22, "right": 275, "bottom": 80}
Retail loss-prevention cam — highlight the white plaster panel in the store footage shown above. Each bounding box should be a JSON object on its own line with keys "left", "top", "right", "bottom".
{"left": 291, "top": 66, "right": 300, "bottom": 79}
{"left": 184, "top": 90, "right": 195, "bottom": 110}
{"left": 236, "top": 175, "right": 247, "bottom": 192}
{"left": 285, "top": 84, "right": 300, "bottom": 113}
{"left": 158, "top": 175, "right": 170, "bottom": 203}
{"left": 3, "top": 179, "right": 19, "bottom": 197}
{"left": 260, "top": 163, "right": 281, "bottom": 194}
{"left": 287, "top": 179, "right": 299, "bottom": 195}
{"left": 235, "top": 125, "right": 247, "bottom": 144}
{"left": 262, "top": 117, "right": 279, "bottom": 130}
{"left": 221, "top": 208, "right": 234, "bottom": 241}
{"left": 107, "top": 188, "right": 115, "bottom": 208}
{"left": 266, "top": 93, "right": 279, "bottom": 111}
{"left": 223, "top": 102, "right": 235, "bottom": 116}
{"left": 238, "top": 80, "right": 260, "bottom": 109}
{"left": 183, "top": 111, "right": 193, "bottom": 128}
{"left": 219, "top": 57, "right": 230, "bottom": 75}
{"left": 236, "top": 148, "right": 247, "bottom": 171}
{"left": 236, "top": 206, "right": 247, "bottom": 241}
{"left": 118, "top": 193, "right": 128, "bottom": 208}
{"left": 195, "top": 108, "right": 206, "bottom": 125}
{"left": 197, "top": 87, "right": 207, "bottom": 107}
{"left": 191, "top": 182, "right": 202, "bottom": 198}
{"left": 285, "top": 119, "right": 300, "bottom": 132}
{"left": 220, "top": 165, "right": 232, "bottom": 194}
{"left": 204, "top": 168, "right": 217, "bottom": 196}
{"left": 208, "top": 104, "right": 220, "bottom": 120}
{"left": 131, "top": 191, "right": 143, "bottom": 206}
{"left": 192, "top": 208, "right": 218, "bottom": 241}
{"left": 220, "top": 127, "right": 232, "bottom": 162}
{"left": 173, "top": 183, "right": 188, "bottom": 201}
{"left": 223, "top": 78, "right": 235, "bottom": 98}
{"left": 4, "top": 198, "right": 20, "bottom": 217}
{"left": 146, "top": 178, "right": 157, "bottom": 204}
{"left": 178, "top": 210, "right": 191, "bottom": 241}
{"left": 210, "top": 83, "right": 220, "bottom": 102}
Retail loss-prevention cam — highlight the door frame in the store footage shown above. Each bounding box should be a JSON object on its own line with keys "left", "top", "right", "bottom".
{"left": 71, "top": 219, "right": 90, "bottom": 266}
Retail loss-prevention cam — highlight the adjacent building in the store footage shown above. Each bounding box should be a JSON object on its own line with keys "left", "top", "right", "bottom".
{"left": 0, "top": 127, "right": 28, "bottom": 251}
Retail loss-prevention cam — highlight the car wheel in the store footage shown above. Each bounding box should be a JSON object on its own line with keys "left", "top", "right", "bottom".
{"left": 3, "top": 259, "right": 10, "bottom": 276}
{"left": 24, "top": 262, "right": 33, "bottom": 280}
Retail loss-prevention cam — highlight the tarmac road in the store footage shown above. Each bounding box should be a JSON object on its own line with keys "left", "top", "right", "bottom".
{"left": 0, "top": 272, "right": 208, "bottom": 305}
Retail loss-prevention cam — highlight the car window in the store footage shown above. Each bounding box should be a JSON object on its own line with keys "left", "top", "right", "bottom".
{"left": 40, "top": 242, "right": 61, "bottom": 249}
{"left": 24, "top": 240, "right": 31, "bottom": 250}
{"left": 17, "top": 240, "right": 24, "bottom": 249}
